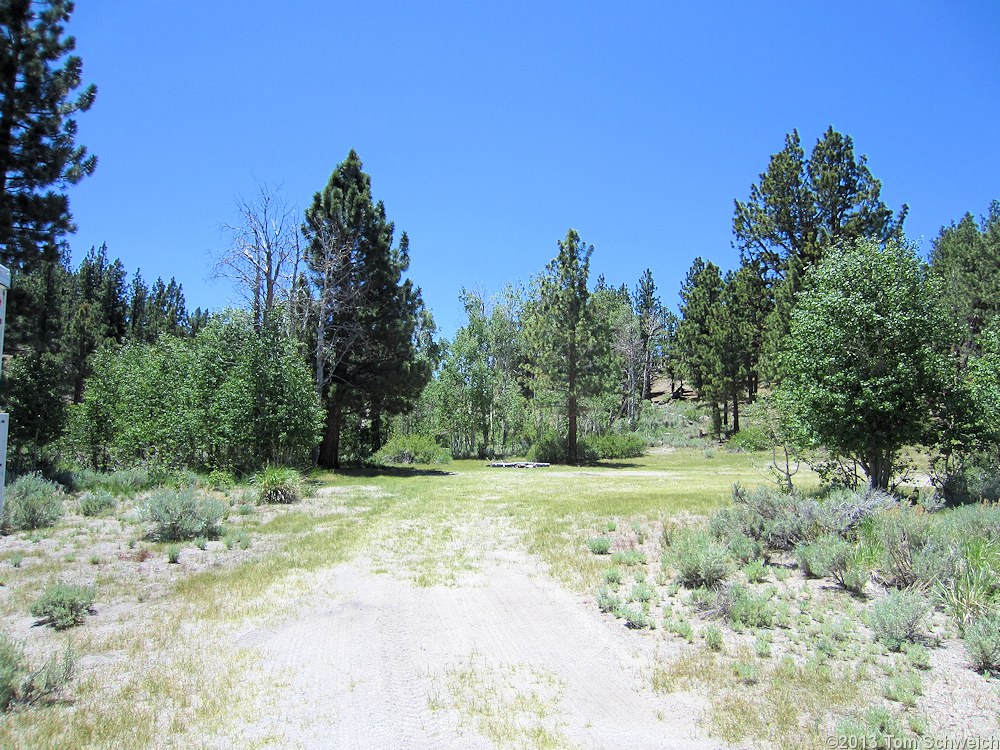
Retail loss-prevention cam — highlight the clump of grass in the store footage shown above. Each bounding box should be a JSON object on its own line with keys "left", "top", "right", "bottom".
{"left": 754, "top": 636, "right": 772, "bottom": 658}
{"left": 670, "top": 528, "right": 733, "bottom": 588}
{"left": 903, "top": 643, "right": 931, "bottom": 671}
{"left": 193, "top": 537, "right": 209, "bottom": 551}
{"left": 223, "top": 529, "right": 250, "bottom": 550}
{"left": 665, "top": 617, "right": 694, "bottom": 642}
{"left": 868, "top": 589, "right": 928, "bottom": 652}
{"left": 732, "top": 660, "right": 759, "bottom": 685}
{"left": 586, "top": 537, "right": 611, "bottom": 555}
{"left": 88, "top": 554, "right": 100, "bottom": 565}
{"left": 253, "top": 466, "right": 302, "bottom": 504}
{"left": 30, "top": 583, "right": 96, "bottom": 630}
{"left": 79, "top": 490, "right": 117, "bottom": 517}
{"left": 1, "top": 474, "right": 64, "bottom": 532}
{"left": 605, "top": 520, "right": 617, "bottom": 532}
{"left": 0, "top": 633, "right": 75, "bottom": 711}
{"left": 167, "top": 544, "right": 181, "bottom": 564}
{"left": 9, "top": 554, "right": 23, "bottom": 569}
{"left": 963, "top": 612, "right": 1000, "bottom": 674}
{"left": 237, "top": 504, "right": 255, "bottom": 516}
{"left": 704, "top": 624, "right": 723, "bottom": 651}
{"left": 143, "top": 487, "right": 225, "bottom": 541}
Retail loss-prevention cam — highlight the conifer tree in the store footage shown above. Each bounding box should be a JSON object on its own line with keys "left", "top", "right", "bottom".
{"left": 0, "top": 0, "right": 96, "bottom": 352}
{"left": 304, "top": 150, "right": 430, "bottom": 468}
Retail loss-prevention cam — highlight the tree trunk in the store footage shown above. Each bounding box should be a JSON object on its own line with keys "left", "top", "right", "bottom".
{"left": 732, "top": 389, "right": 740, "bottom": 433}
{"left": 318, "top": 396, "right": 342, "bottom": 469}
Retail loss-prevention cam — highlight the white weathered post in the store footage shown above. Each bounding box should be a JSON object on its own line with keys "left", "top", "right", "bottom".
{"left": 0, "top": 263, "right": 9, "bottom": 520}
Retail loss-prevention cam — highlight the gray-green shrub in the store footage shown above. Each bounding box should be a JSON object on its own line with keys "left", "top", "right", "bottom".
{"left": 587, "top": 537, "right": 611, "bottom": 555}
{"left": 963, "top": 612, "right": 1000, "bottom": 673}
{"left": 1, "top": 474, "right": 63, "bottom": 532}
{"left": 671, "top": 528, "right": 733, "bottom": 588}
{"left": 373, "top": 434, "right": 452, "bottom": 465}
{"left": 869, "top": 589, "right": 928, "bottom": 651}
{"left": 143, "top": 487, "right": 225, "bottom": 541}
{"left": 79, "top": 490, "right": 117, "bottom": 517}
{"left": 795, "top": 534, "right": 849, "bottom": 578}
{"left": 30, "top": 583, "right": 96, "bottom": 630}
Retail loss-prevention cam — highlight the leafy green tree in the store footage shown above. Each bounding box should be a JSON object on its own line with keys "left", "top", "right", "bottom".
{"left": 522, "top": 229, "right": 607, "bottom": 463}
{"left": 776, "top": 238, "right": 951, "bottom": 491}
{"left": 635, "top": 269, "right": 668, "bottom": 402}
{"left": 303, "top": 150, "right": 431, "bottom": 468}
{"left": 0, "top": 353, "right": 65, "bottom": 473}
{"left": 74, "top": 312, "right": 322, "bottom": 472}
{"left": 0, "top": 0, "right": 96, "bottom": 353}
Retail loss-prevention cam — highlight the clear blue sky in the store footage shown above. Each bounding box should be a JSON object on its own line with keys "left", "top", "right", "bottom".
{"left": 64, "top": 1, "right": 1000, "bottom": 337}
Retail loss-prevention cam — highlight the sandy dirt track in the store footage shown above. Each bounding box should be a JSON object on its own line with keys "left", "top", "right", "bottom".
{"left": 236, "top": 548, "right": 724, "bottom": 750}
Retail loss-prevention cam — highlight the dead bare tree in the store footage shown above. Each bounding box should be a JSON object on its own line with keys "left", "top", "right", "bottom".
{"left": 214, "top": 182, "right": 300, "bottom": 331}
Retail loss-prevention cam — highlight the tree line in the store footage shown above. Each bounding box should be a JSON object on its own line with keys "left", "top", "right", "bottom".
{"left": 2, "top": 2, "right": 998, "bottom": 498}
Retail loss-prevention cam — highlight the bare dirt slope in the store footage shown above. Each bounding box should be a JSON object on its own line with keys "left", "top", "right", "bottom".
{"left": 237, "top": 548, "right": 722, "bottom": 750}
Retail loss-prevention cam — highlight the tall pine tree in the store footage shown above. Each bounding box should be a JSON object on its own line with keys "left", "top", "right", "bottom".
{"left": 304, "top": 150, "right": 431, "bottom": 468}
{"left": 0, "top": 0, "right": 96, "bottom": 353}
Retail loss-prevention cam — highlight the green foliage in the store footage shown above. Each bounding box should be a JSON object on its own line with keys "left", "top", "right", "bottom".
{"left": 78, "top": 490, "right": 117, "bottom": 517}
{"left": 0, "top": 354, "right": 67, "bottom": 473}
{"left": 586, "top": 537, "right": 611, "bottom": 555}
{"left": 719, "top": 583, "right": 776, "bottom": 630}
{"left": 726, "top": 426, "right": 771, "bottom": 453}
{"left": 776, "top": 238, "right": 952, "bottom": 491}
{"left": 30, "top": 583, "right": 96, "bottom": 630}
{"left": 629, "top": 582, "right": 654, "bottom": 603}
{"left": 596, "top": 586, "right": 621, "bottom": 613}
{"left": 304, "top": 150, "right": 433, "bottom": 468}
{"left": 253, "top": 466, "right": 302, "bottom": 505}
{"left": 0, "top": 633, "right": 75, "bottom": 712}
{"left": 741, "top": 560, "right": 768, "bottom": 583}
{"left": 610, "top": 550, "right": 646, "bottom": 567}
{"left": 835, "top": 707, "right": 904, "bottom": 750}
{"left": 143, "top": 487, "right": 225, "bottom": 541}
{"left": 166, "top": 544, "right": 181, "bottom": 564}
{"left": 795, "top": 534, "right": 849, "bottom": 579}
{"left": 74, "top": 312, "right": 324, "bottom": 473}
{"left": 602, "top": 567, "right": 624, "bottom": 585}
{"left": 704, "top": 624, "right": 723, "bottom": 651}
{"left": 883, "top": 672, "right": 922, "bottom": 707}
{"left": 868, "top": 589, "right": 928, "bottom": 651}
{"left": 372, "top": 434, "right": 451, "bottom": 465}
{"left": 615, "top": 604, "right": 654, "bottom": 630}
{"left": 205, "top": 470, "right": 236, "bottom": 491}
{"left": 528, "top": 430, "right": 597, "bottom": 465}
{"left": 1, "top": 473, "right": 64, "bottom": 532}
{"left": 70, "top": 467, "right": 154, "bottom": 496}
{"left": 670, "top": 528, "right": 734, "bottom": 588}
{"left": 584, "top": 433, "right": 647, "bottom": 460}
{"left": 962, "top": 613, "right": 1000, "bottom": 674}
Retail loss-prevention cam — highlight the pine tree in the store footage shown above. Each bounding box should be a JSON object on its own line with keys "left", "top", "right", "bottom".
{"left": 0, "top": 0, "right": 96, "bottom": 353}
{"left": 304, "top": 150, "right": 431, "bottom": 468}
{"left": 523, "top": 229, "right": 607, "bottom": 462}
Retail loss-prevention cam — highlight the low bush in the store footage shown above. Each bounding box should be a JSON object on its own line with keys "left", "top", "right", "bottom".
{"left": 629, "top": 582, "right": 655, "bottom": 603}
{"left": 602, "top": 567, "right": 624, "bottom": 585}
{"left": 586, "top": 537, "right": 611, "bottom": 555}
{"left": 30, "top": 583, "right": 96, "bottom": 630}
{"left": 721, "top": 584, "right": 776, "bottom": 630}
{"left": 143, "top": 487, "right": 225, "bottom": 541}
{"left": 69, "top": 467, "right": 153, "bottom": 496}
{"left": 583, "top": 433, "right": 647, "bottom": 460}
{"left": 1, "top": 474, "right": 64, "bottom": 532}
{"left": 832, "top": 546, "right": 874, "bottom": 596}
{"left": 205, "top": 469, "right": 236, "bottom": 491}
{"left": 610, "top": 550, "right": 646, "bottom": 566}
{"left": 373, "top": 433, "right": 452, "bottom": 465}
{"left": 704, "top": 624, "right": 723, "bottom": 651}
{"left": 795, "top": 534, "right": 850, "bottom": 579}
{"left": 527, "top": 430, "right": 598, "bottom": 465}
{"left": 596, "top": 586, "right": 621, "bottom": 613}
{"left": 79, "top": 490, "right": 117, "bottom": 517}
{"left": 869, "top": 589, "right": 928, "bottom": 651}
{"left": 670, "top": 528, "right": 733, "bottom": 588}
{"left": 0, "top": 633, "right": 75, "bottom": 711}
{"left": 616, "top": 604, "right": 654, "bottom": 629}
{"left": 253, "top": 466, "right": 302, "bottom": 504}
{"left": 963, "top": 612, "right": 1000, "bottom": 674}
{"left": 741, "top": 560, "right": 768, "bottom": 583}
{"left": 726, "top": 426, "right": 771, "bottom": 452}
